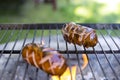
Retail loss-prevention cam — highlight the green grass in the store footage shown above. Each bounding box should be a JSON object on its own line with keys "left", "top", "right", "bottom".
{"left": 0, "top": 0, "right": 120, "bottom": 23}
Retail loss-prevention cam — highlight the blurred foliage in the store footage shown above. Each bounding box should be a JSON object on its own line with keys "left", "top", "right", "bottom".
{"left": 0, "top": 0, "right": 120, "bottom": 23}
{"left": 0, "top": 0, "right": 26, "bottom": 15}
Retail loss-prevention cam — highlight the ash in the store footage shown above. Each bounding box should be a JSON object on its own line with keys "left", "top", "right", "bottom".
{"left": 0, "top": 35, "right": 120, "bottom": 80}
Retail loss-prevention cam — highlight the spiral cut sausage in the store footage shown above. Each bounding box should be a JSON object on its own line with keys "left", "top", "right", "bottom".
{"left": 22, "top": 43, "right": 67, "bottom": 75}
{"left": 62, "top": 22, "right": 98, "bottom": 48}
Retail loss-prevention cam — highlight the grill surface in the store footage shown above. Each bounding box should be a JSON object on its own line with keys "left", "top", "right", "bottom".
{"left": 0, "top": 23, "right": 120, "bottom": 80}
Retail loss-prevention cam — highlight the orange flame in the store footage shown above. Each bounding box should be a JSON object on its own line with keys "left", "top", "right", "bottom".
{"left": 51, "top": 76, "right": 59, "bottom": 80}
{"left": 51, "top": 53, "right": 88, "bottom": 80}
{"left": 71, "top": 66, "right": 77, "bottom": 80}
{"left": 81, "top": 54, "right": 88, "bottom": 70}
{"left": 51, "top": 66, "right": 77, "bottom": 80}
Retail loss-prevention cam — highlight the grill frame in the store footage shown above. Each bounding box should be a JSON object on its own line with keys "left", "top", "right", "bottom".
{"left": 0, "top": 23, "right": 120, "bottom": 80}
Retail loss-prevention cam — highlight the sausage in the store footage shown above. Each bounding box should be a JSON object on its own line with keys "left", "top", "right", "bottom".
{"left": 62, "top": 22, "right": 98, "bottom": 48}
{"left": 22, "top": 43, "right": 67, "bottom": 75}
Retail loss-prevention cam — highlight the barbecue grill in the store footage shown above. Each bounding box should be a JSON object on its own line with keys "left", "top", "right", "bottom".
{"left": 0, "top": 23, "right": 120, "bottom": 80}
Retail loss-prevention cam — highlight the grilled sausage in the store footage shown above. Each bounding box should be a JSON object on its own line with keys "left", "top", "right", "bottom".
{"left": 22, "top": 43, "right": 67, "bottom": 75}
{"left": 62, "top": 22, "right": 98, "bottom": 48}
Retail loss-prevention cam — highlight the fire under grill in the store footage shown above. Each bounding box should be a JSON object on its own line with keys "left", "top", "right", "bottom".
{"left": 0, "top": 23, "right": 120, "bottom": 80}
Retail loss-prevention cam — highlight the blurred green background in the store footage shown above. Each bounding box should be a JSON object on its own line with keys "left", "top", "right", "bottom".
{"left": 0, "top": 0, "right": 120, "bottom": 23}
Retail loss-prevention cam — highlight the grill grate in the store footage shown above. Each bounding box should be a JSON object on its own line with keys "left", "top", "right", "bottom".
{"left": 0, "top": 23, "right": 120, "bottom": 80}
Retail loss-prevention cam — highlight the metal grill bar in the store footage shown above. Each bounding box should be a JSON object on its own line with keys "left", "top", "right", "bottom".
{"left": 41, "top": 25, "right": 49, "bottom": 80}
{"left": 107, "top": 30, "right": 120, "bottom": 49}
{"left": 65, "top": 41, "right": 74, "bottom": 80}
{"left": 0, "top": 26, "right": 16, "bottom": 58}
{"left": 74, "top": 45, "right": 84, "bottom": 80}
{"left": 0, "top": 27, "right": 23, "bottom": 79}
{"left": 47, "top": 25, "right": 51, "bottom": 80}
{"left": 0, "top": 50, "right": 119, "bottom": 54}
{"left": 34, "top": 26, "right": 39, "bottom": 80}
{"left": 103, "top": 28, "right": 120, "bottom": 66}
{"left": 112, "top": 30, "right": 120, "bottom": 43}
{"left": 97, "top": 31, "right": 119, "bottom": 79}
{"left": 97, "top": 26, "right": 119, "bottom": 79}
{"left": 0, "top": 24, "right": 120, "bottom": 29}
{"left": 23, "top": 25, "right": 37, "bottom": 80}
{"left": 0, "top": 24, "right": 120, "bottom": 80}
{"left": 0, "top": 28, "right": 8, "bottom": 43}
{"left": 55, "top": 25, "right": 61, "bottom": 80}
{"left": 56, "top": 24, "right": 60, "bottom": 50}
{"left": 111, "top": 25, "right": 120, "bottom": 49}
{"left": 98, "top": 41, "right": 119, "bottom": 79}
{"left": 31, "top": 25, "right": 39, "bottom": 80}
{"left": 92, "top": 47, "right": 107, "bottom": 79}
{"left": 10, "top": 25, "right": 30, "bottom": 80}
{"left": 84, "top": 47, "right": 96, "bottom": 80}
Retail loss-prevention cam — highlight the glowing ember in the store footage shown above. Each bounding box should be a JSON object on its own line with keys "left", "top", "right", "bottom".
{"left": 51, "top": 66, "right": 77, "bottom": 80}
